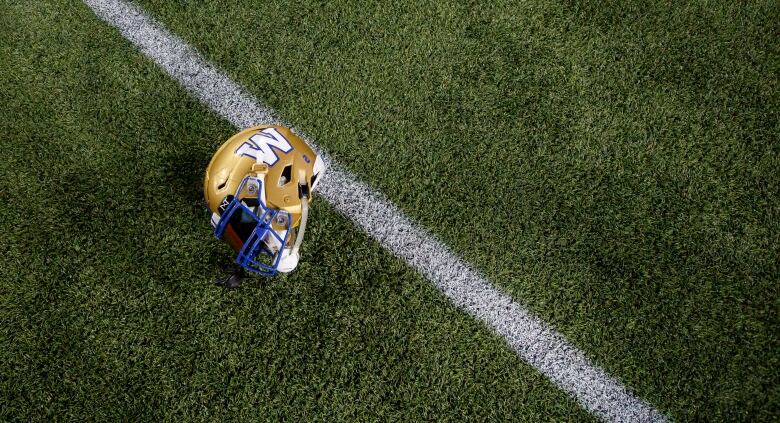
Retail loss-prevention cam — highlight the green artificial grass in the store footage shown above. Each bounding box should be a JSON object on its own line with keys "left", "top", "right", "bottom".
{"left": 129, "top": 0, "right": 780, "bottom": 420}
{"left": 0, "top": 0, "right": 597, "bottom": 421}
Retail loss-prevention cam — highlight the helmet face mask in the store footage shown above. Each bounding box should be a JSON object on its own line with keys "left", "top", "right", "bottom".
{"left": 205, "top": 126, "right": 323, "bottom": 276}
{"left": 212, "top": 176, "right": 293, "bottom": 276}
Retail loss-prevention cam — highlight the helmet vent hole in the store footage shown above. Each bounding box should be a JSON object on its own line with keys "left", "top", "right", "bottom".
{"left": 217, "top": 181, "right": 227, "bottom": 191}
{"left": 279, "top": 165, "right": 292, "bottom": 186}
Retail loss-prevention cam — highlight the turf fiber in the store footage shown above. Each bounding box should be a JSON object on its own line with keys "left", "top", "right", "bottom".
{"left": 0, "top": 0, "right": 596, "bottom": 421}
{"left": 2, "top": 0, "right": 778, "bottom": 421}
{"left": 130, "top": 0, "right": 779, "bottom": 420}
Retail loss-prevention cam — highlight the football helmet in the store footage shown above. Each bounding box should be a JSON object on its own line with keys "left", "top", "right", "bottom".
{"left": 204, "top": 125, "right": 324, "bottom": 275}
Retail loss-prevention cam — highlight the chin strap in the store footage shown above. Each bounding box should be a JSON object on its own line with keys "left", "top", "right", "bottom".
{"left": 291, "top": 190, "right": 308, "bottom": 256}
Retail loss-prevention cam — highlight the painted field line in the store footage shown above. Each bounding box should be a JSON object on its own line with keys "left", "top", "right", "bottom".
{"left": 82, "top": 0, "right": 666, "bottom": 421}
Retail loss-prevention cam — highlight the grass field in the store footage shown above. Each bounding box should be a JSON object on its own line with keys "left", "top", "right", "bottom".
{"left": 2, "top": 0, "right": 778, "bottom": 421}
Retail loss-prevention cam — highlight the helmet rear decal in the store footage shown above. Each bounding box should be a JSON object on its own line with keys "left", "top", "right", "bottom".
{"left": 235, "top": 127, "right": 293, "bottom": 166}
{"left": 310, "top": 154, "right": 325, "bottom": 190}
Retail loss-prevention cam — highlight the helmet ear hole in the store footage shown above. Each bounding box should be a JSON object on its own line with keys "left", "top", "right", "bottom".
{"left": 279, "top": 164, "right": 292, "bottom": 186}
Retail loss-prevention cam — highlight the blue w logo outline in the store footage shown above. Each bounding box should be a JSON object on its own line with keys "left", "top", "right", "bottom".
{"left": 235, "top": 128, "right": 293, "bottom": 166}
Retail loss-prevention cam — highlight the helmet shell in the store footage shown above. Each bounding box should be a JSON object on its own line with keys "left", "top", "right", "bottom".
{"left": 204, "top": 125, "right": 322, "bottom": 229}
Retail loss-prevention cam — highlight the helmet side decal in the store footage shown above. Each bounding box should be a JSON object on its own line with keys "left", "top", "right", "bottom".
{"left": 235, "top": 127, "right": 293, "bottom": 167}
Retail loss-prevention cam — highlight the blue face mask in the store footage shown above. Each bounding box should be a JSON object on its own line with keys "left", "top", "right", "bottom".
{"left": 212, "top": 177, "right": 292, "bottom": 276}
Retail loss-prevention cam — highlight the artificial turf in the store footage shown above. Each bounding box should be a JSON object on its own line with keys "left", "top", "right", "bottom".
{"left": 128, "top": 0, "right": 780, "bottom": 420}
{"left": 0, "top": 0, "right": 599, "bottom": 420}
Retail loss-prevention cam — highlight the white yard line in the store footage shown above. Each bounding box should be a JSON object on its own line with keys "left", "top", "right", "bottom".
{"left": 82, "top": 0, "right": 667, "bottom": 421}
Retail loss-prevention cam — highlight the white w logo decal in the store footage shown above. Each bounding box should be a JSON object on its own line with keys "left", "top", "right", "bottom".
{"left": 235, "top": 128, "right": 293, "bottom": 166}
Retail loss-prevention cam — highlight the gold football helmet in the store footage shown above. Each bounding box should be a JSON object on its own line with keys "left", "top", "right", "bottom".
{"left": 204, "top": 125, "right": 324, "bottom": 275}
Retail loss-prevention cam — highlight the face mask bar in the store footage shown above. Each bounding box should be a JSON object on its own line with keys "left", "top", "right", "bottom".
{"left": 213, "top": 176, "right": 292, "bottom": 276}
